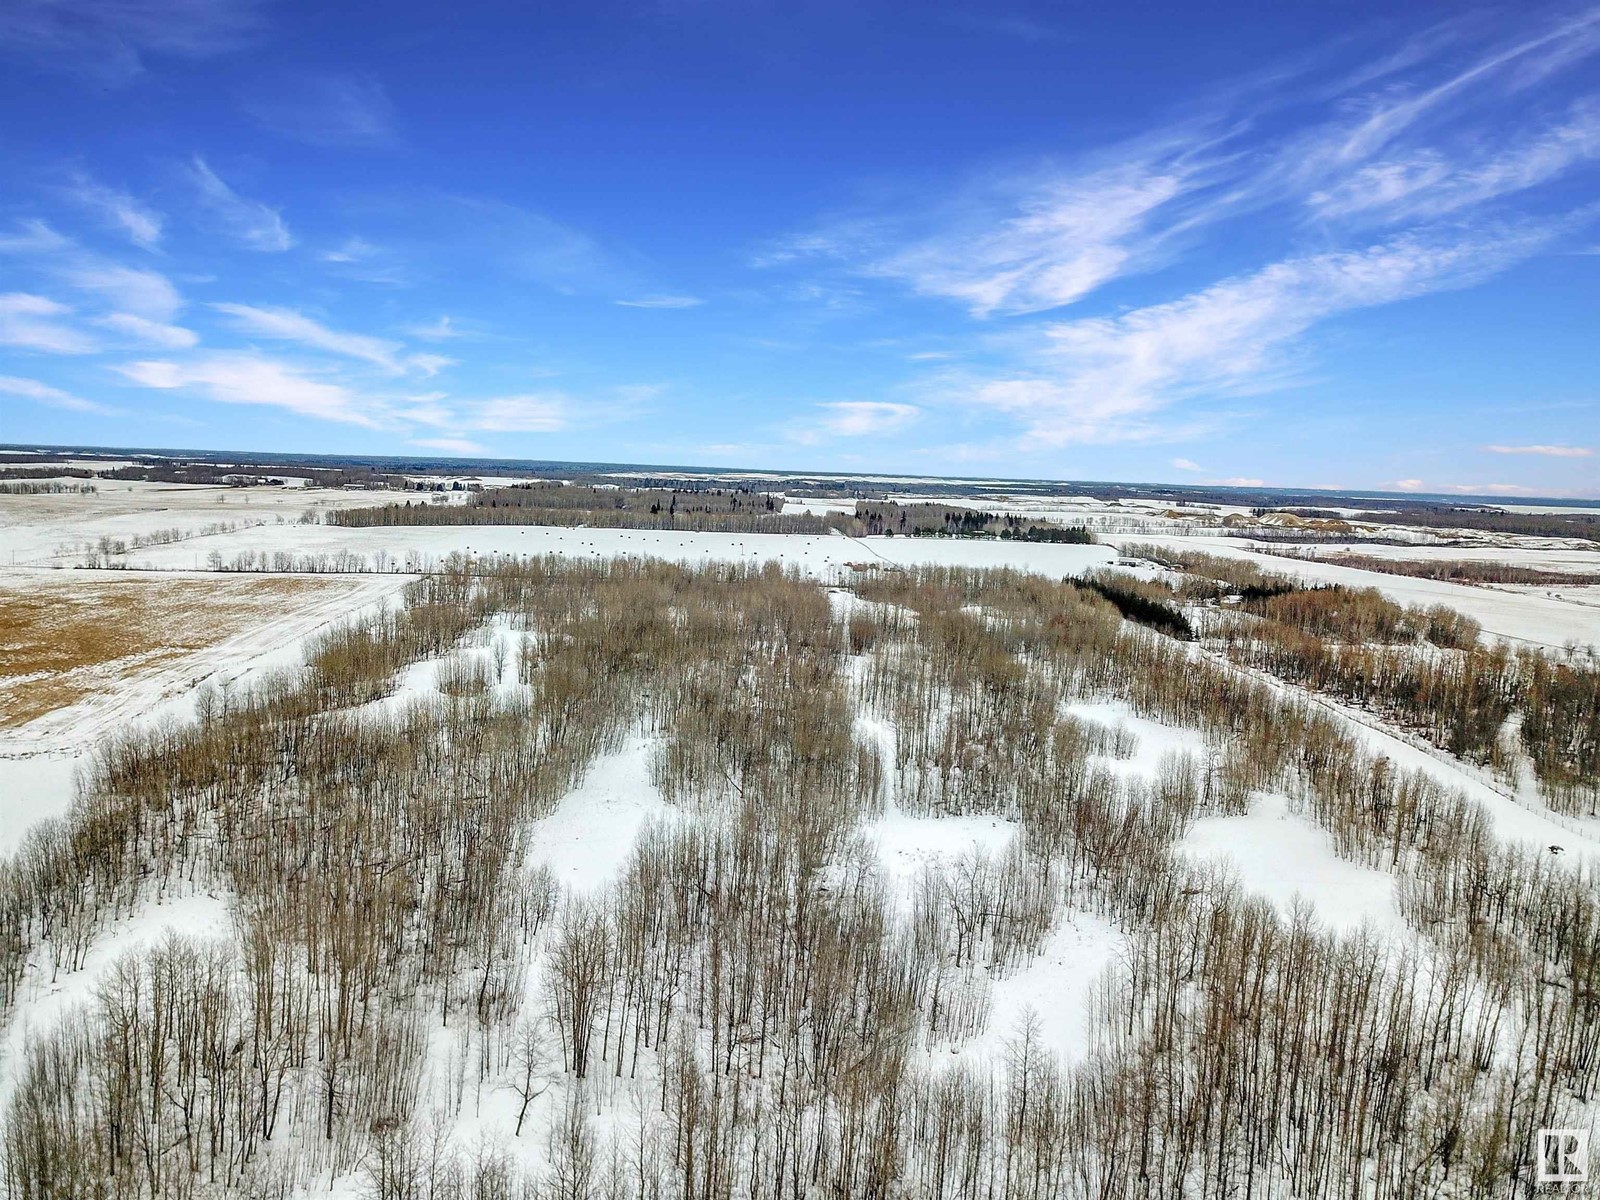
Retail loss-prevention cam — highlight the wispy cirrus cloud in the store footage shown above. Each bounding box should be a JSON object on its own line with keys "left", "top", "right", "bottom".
{"left": 405, "top": 315, "right": 466, "bottom": 340}
{"left": 210, "top": 303, "right": 449, "bottom": 376}
{"left": 0, "top": 219, "right": 70, "bottom": 255}
{"left": 1306, "top": 99, "right": 1600, "bottom": 224}
{"left": 0, "top": 373, "right": 117, "bottom": 414}
{"left": 0, "top": 293, "right": 97, "bottom": 354}
{"left": 184, "top": 157, "right": 292, "bottom": 252}
{"left": 96, "top": 312, "right": 198, "bottom": 349}
{"left": 1485, "top": 443, "right": 1593, "bottom": 457}
{"left": 616, "top": 295, "right": 704, "bottom": 309}
{"left": 62, "top": 262, "right": 183, "bottom": 320}
{"left": 60, "top": 170, "right": 163, "bottom": 248}
{"left": 117, "top": 352, "right": 381, "bottom": 426}
{"left": 786, "top": 400, "right": 921, "bottom": 446}
{"left": 959, "top": 226, "right": 1557, "bottom": 445}
{"left": 115, "top": 346, "right": 574, "bottom": 439}
{"left": 870, "top": 160, "right": 1197, "bottom": 317}
{"left": 468, "top": 395, "right": 568, "bottom": 433}
{"left": 212, "top": 303, "right": 407, "bottom": 371}
{"left": 0, "top": 0, "right": 264, "bottom": 82}
{"left": 321, "top": 236, "right": 382, "bottom": 264}
{"left": 820, "top": 401, "right": 920, "bottom": 437}
{"left": 243, "top": 72, "right": 396, "bottom": 148}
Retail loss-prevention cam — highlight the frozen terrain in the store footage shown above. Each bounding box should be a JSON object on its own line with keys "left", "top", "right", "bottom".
{"left": 2, "top": 479, "right": 1599, "bottom": 1195}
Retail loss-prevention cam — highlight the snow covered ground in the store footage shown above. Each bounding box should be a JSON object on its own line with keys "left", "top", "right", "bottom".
{"left": 525, "top": 735, "right": 679, "bottom": 894}
{"left": 1179, "top": 793, "right": 1404, "bottom": 933}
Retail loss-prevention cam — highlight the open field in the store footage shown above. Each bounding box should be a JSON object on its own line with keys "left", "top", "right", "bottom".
{"left": 0, "top": 573, "right": 356, "bottom": 729}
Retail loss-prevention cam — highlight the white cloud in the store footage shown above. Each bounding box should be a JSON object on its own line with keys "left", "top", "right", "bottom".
{"left": 97, "top": 312, "right": 198, "bottom": 349}
{"left": 406, "top": 315, "right": 464, "bottom": 340}
{"left": 411, "top": 437, "right": 489, "bottom": 456}
{"left": 0, "top": 218, "right": 71, "bottom": 255}
{"left": 117, "top": 353, "right": 379, "bottom": 426}
{"left": 1392, "top": 479, "right": 1425, "bottom": 491}
{"left": 615, "top": 295, "right": 705, "bottom": 309}
{"left": 787, "top": 401, "right": 921, "bottom": 446}
{"left": 0, "top": 293, "right": 97, "bottom": 354}
{"left": 321, "top": 236, "right": 381, "bottom": 263}
{"left": 874, "top": 162, "right": 1191, "bottom": 317}
{"left": 0, "top": 373, "right": 116, "bottom": 414}
{"left": 63, "top": 171, "right": 163, "bottom": 248}
{"left": 212, "top": 303, "right": 404, "bottom": 371}
{"left": 1484, "top": 443, "right": 1592, "bottom": 457}
{"left": 63, "top": 263, "right": 182, "bottom": 320}
{"left": 1171, "top": 457, "right": 1204, "bottom": 472}
{"left": 244, "top": 72, "right": 395, "bottom": 147}
{"left": 468, "top": 395, "right": 567, "bottom": 433}
{"left": 405, "top": 353, "right": 455, "bottom": 377}
{"left": 964, "top": 228, "right": 1556, "bottom": 445}
{"left": 749, "top": 221, "right": 882, "bottom": 269}
{"left": 1308, "top": 101, "right": 1600, "bottom": 223}
{"left": 185, "top": 158, "right": 292, "bottom": 252}
{"left": 818, "top": 401, "right": 920, "bottom": 437}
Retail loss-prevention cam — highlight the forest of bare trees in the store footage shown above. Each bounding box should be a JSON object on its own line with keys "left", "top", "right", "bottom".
{"left": 1, "top": 555, "right": 1595, "bottom": 1197}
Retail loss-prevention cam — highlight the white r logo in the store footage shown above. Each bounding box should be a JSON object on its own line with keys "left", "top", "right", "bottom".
{"left": 1538, "top": 1129, "right": 1590, "bottom": 1183}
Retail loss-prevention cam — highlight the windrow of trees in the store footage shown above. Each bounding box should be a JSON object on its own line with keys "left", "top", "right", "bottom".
{"left": 1265, "top": 548, "right": 1600, "bottom": 588}
{"left": 325, "top": 483, "right": 850, "bottom": 535}
{"left": 0, "top": 481, "right": 97, "bottom": 495}
{"left": 0, "top": 556, "right": 1595, "bottom": 1197}
{"left": 854, "top": 501, "right": 1095, "bottom": 542}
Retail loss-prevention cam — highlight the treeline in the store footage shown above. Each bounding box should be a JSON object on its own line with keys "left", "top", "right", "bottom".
{"left": 1080, "top": 574, "right": 1194, "bottom": 639}
{"left": 326, "top": 487, "right": 851, "bottom": 535}
{"left": 1268, "top": 547, "right": 1600, "bottom": 587}
{"left": 855, "top": 501, "right": 1094, "bottom": 542}
{"left": 67, "top": 521, "right": 271, "bottom": 568}
{"left": 0, "top": 466, "right": 97, "bottom": 480}
{"left": 0, "top": 481, "right": 96, "bottom": 495}
{"left": 1351, "top": 505, "right": 1600, "bottom": 543}
{"left": 97, "top": 463, "right": 411, "bottom": 489}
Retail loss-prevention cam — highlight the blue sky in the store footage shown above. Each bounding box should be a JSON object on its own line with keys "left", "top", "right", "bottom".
{"left": 1, "top": 0, "right": 1597, "bottom": 495}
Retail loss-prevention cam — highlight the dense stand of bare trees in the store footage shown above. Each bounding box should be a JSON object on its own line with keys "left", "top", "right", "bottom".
{"left": 0, "top": 556, "right": 1595, "bottom": 1197}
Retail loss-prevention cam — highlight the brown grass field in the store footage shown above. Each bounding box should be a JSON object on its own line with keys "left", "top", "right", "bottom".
{"left": 0, "top": 575, "right": 343, "bottom": 729}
